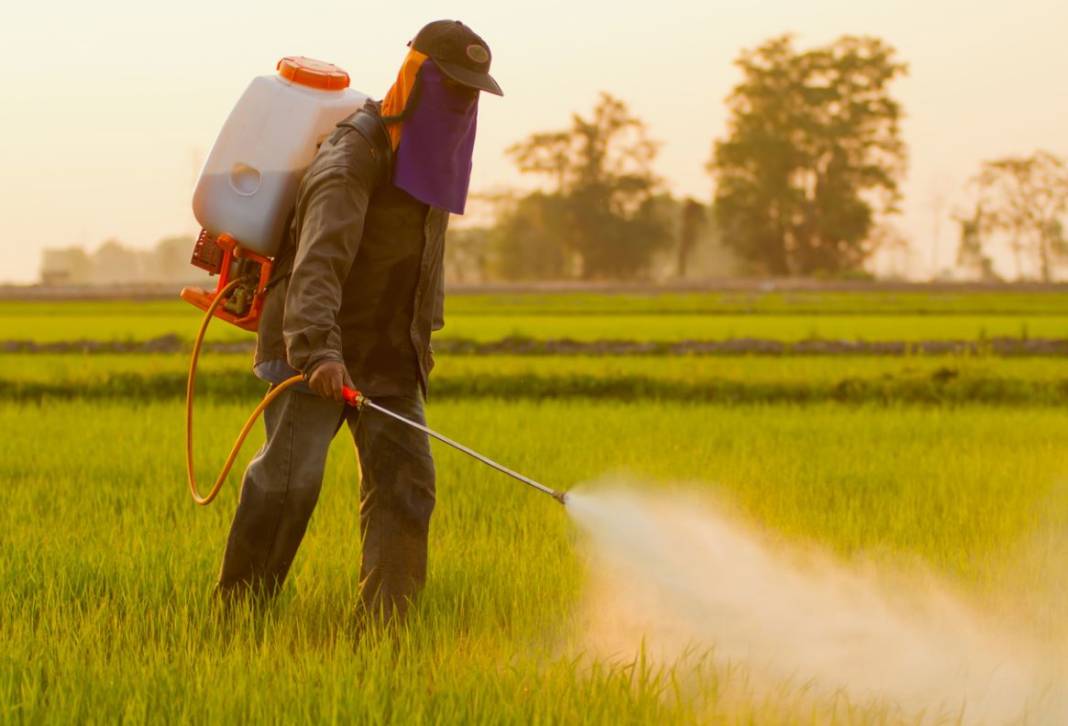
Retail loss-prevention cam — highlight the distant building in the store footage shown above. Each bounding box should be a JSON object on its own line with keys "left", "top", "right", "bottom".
{"left": 39, "top": 236, "right": 207, "bottom": 286}
{"left": 40, "top": 247, "right": 92, "bottom": 286}
{"left": 92, "top": 239, "right": 142, "bottom": 284}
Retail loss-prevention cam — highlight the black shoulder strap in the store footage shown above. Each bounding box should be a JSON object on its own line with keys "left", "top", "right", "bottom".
{"left": 336, "top": 102, "right": 394, "bottom": 185}
{"left": 265, "top": 103, "right": 392, "bottom": 292}
{"left": 263, "top": 205, "right": 297, "bottom": 293}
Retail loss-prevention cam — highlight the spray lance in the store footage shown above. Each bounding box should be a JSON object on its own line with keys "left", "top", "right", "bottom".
{"left": 341, "top": 389, "right": 566, "bottom": 504}
{"left": 185, "top": 279, "right": 566, "bottom": 507}
{"left": 181, "top": 57, "right": 566, "bottom": 508}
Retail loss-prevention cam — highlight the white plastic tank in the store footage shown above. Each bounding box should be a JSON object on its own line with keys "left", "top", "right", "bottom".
{"left": 192, "top": 57, "right": 368, "bottom": 256}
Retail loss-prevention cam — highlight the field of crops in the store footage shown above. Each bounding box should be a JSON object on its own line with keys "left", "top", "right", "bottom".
{"left": 3, "top": 288, "right": 1066, "bottom": 723}
{"left": 4, "top": 290, "right": 1068, "bottom": 343}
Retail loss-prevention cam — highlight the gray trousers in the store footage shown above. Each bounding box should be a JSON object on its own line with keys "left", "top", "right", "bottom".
{"left": 216, "top": 387, "right": 435, "bottom": 619}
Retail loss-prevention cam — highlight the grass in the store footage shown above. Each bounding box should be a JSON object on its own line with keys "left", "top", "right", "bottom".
{"left": 2, "top": 396, "right": 1066, "bottom": 722}
{"left": 4, "top": 290, "right": 1067, "bottom": 721}
{"left": 4, "top": 353, "right": 1068, "bottom": 406}
{"left": 4, "top": 296, "right": 1068, "bottom": 343}
{"left": 8, "top": 288, "right": 1068, "bottom": 316}
{"left": 441, "top": 314, "right": 1068, "bottom": 343}
{"left": 9, "top": 351, "right": 1059, "bottom": 384}
{"left": 442, "top": 289, "right": 1068, "bottom": 315}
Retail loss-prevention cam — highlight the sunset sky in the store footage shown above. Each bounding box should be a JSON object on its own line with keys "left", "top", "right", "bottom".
{"left": 2, "top": 0, "right": 1066, "bottom": 283}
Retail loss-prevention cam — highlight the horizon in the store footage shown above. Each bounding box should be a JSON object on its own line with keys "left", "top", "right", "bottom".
{"left": 2, "top": 0, "right": 1066, "bottom": 283}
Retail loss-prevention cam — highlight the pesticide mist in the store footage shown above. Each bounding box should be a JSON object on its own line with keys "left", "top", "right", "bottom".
{"left": 566, "top": 483, "right": 1066, "bottom": 723}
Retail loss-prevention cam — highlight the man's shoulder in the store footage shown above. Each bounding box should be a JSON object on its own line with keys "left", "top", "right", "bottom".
{"left": 337, "top": 101, "right": 391, "bottom": 158}
{"left": 306, "top": 101, "right": 391, "bottom": 186}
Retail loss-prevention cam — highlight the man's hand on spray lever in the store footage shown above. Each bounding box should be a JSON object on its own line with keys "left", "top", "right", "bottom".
{"left": 307, "top": 361, "right": 355, "bottom": 403}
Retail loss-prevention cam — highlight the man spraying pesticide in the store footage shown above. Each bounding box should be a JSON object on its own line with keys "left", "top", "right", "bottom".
{"left": 182, "top": 20, "right": 565, "bottom": 623}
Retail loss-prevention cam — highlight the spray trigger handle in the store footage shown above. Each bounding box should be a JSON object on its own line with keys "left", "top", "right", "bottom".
{"left": 342, "top": 386, "right": 365, "bottom": 408}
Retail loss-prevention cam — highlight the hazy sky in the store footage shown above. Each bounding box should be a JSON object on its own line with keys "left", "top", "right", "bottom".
{"left": 2, "top": 0, "right": 1066, "bottom": 283}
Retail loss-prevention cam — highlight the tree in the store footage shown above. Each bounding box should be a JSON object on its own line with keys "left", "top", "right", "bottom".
{"left": 954, "top": 205, "right": 999, "bottom": 282}
{"left": 708, "top": 35, "right": 907, "bottom": 276}
{"left": 488, "top": 192, "right": 570, "bottom": 280}
{"left": 677, "top": 198, "right": 706, "bottom": 278}
{"left": 443, "top": 226, "right": 492, "bottom": 284}
{"left": 966, "top": 151, "right": 1068, "bottom": 281}
{"left": 506, "top": 93, "right": 671, "bottom": 279}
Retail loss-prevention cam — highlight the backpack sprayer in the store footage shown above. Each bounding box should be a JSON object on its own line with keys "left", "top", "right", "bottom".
{"left": 182, "top": 57, "right": 566, "bottom": 508}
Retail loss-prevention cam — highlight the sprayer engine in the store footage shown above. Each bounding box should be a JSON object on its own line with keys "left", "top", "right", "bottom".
{"left": 180, "top": 231, "right": 272, "bottom": 331}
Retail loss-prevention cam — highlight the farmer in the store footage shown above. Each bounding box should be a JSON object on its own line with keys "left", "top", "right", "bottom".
{"left": 215, "top": 20, "right": 502, "bottom": 621}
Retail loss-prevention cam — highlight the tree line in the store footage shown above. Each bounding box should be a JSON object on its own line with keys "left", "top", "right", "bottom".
{"left": 459, "top": 34, "right": 1067, "bottom": 282}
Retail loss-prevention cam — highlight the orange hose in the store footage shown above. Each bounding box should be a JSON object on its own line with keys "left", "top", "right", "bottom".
{"left": 184, "top": 279, "right": 303, "bottom": 505}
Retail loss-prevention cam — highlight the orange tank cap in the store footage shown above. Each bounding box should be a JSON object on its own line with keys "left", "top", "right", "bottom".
{"left": 276, "top": 56, "right": 350, "bottom": 91}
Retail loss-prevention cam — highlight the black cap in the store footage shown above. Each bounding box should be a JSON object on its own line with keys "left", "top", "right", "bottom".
{"left": 409, "top": 20, "right": 503, "bottom": 96}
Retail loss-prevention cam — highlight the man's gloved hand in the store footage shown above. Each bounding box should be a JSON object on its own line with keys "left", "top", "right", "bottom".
{"left": 307, "top": 361, "right": 354, "bottom": 403}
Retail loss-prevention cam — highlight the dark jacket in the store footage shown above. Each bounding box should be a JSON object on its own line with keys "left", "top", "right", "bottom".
{"left": 254, "top": 101, "right": 449, "bottom": 397}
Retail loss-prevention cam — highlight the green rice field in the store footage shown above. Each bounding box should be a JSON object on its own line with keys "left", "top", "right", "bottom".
{"left": 2, "top": 289, "right": 1066, "bottom": 723}
{"left": 3, "top": 290, "right": 1068, "bottom": 343}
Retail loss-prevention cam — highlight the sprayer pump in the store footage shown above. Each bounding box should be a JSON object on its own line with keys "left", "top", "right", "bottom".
{"left": 180, "top": 231, "right": 272, "bottom": 330}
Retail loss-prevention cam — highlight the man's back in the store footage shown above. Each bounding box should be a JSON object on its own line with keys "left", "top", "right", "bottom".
{"left": 255, "top": 103, "right": 449, "bottom": 397}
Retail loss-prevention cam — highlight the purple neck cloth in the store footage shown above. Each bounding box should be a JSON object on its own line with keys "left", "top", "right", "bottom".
{"left": 393, "top": 61, "right": 479, "bottom": 215}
